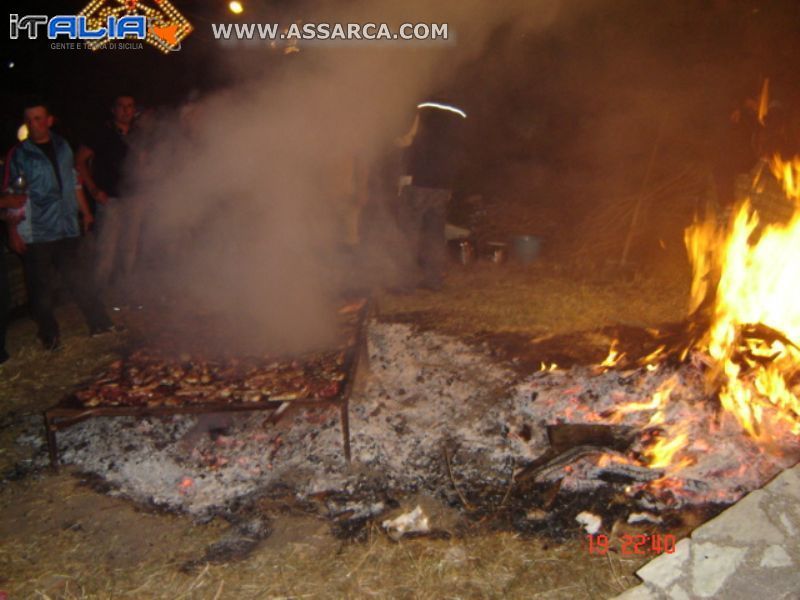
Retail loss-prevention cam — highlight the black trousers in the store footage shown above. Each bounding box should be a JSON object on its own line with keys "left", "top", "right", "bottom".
{"left": 21, "top": 237, "right": 111, "bottom": 343}
{"left": 396, "top": 185, "right": 451, "bottom": 287}
{"left": 0, "top": 250, "right": 9, "bottom": 357}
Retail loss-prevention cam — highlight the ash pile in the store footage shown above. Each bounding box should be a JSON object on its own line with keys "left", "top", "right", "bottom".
{"left": 18, "top": 320, "right": 800, "bottom": 535}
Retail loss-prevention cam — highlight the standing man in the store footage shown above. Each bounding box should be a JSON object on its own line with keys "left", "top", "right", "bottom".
{"left": 75, "top": 93, "right": 136, "bottom": 290}
{"left": 5, "top": 99, "right": 114, "bottom": 350}
{"left": 395, "top": 100, "right": 466, "bottom": 291}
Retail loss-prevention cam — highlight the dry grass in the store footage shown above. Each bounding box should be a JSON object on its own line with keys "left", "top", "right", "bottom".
{"left": 0, "top": 475, "right": 645, "bottom": 599}
{"left": 0, "top": 306, "right": 124, "bottom": 474}
{"left": 0, "top": 306, "right": 123, "bottom": 415}
{"left": 377, "top": 262, "right": 689, "bottom": 339}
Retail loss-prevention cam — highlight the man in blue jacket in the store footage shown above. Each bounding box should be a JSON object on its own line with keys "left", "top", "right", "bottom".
{"left": 5, "top": 99, "right": 114, "bottom": 350}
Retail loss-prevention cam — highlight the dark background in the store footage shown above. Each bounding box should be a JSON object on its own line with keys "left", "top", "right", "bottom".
{"left": 2, "top": 1, "right": 798, "bottom": 162}
{"left": 2, "top": 0, "right": 799, "bottom": 265}
{"left": 0, "top": 0, "right": 237, "bottom": 146}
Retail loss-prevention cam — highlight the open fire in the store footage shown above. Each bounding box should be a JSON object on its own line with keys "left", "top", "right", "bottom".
{"left": 682, "top": 154, "right": 800, "bottom": 454}
{"left": 690, "top": 155, "right": 800, "bottom": 440}
{"left": 531, "top": 146, "right": 800, "bottom": 509}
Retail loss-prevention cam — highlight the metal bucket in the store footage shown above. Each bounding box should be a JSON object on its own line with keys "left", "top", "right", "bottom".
{"left": 512, "top": 235, "right": 541, "bottom": 264}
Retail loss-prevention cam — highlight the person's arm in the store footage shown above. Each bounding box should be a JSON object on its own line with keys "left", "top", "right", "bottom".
{"left": 394, "top": 114, "right": 420, "bottom": 149}
{"left": 75, "top": 183, "right": 94, "bottom": 233}
{"left": 0, "top": 195, "right": 22, "bottom": 227}
{"left": 75, "top": 144, "right": 108, "bottom": 204}
{"left": 0, "top": 194, "right": 26, "bottom": 210}
{"left": 5, "top": 220, "right": 25, "bottom": 254}
{"left": 3, "top": 147, "right": 26, "bottom": 253}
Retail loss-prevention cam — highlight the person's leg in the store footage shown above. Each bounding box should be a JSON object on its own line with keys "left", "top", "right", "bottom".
{"left": 94, "top": 200, "right": 123, "bottom": 290}
{"left": 0, "top": 250, "right": 10, "bottom": 362}
{"left": 56, "top": 237, "right": 113, "bottom": 333}
{"left": 394, "top": 186, "right": 426, "bottom": 288}
{"left": 21, "top": 242, "right": 60, "bottom": 348}
{"left": 419, "top": 188, "right": 450, "bottom": 289}
{"left": 358, "top": 195, "right": 404, "bottom": 288}
{"left": 122, "top": 200, "right": 144, "bottom": 276}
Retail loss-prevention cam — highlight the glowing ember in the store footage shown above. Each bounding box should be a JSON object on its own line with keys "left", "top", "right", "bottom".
{"left": 599, "top": 340, "right": 625, "bottom": 369}
{"left": 178, "top": 476, "right": 194, "bottom": 494}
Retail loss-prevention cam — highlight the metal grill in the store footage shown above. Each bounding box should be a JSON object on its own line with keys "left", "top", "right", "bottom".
{"left": 43, "top": 299, "right": 371, "bottom": 468}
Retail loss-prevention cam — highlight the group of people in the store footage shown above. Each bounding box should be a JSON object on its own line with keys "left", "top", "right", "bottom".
{"left": 0, "top": 94, "right": 139, "bottom": 363}
{"left": 0, "top": 92, "right": 467, "bottom": 365}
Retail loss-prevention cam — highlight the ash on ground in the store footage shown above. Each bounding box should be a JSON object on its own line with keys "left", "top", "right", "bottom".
{"left": 19, "top": 322, "right": 800, "bottom": 529}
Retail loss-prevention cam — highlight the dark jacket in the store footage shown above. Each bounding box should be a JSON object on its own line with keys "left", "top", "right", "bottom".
{"left": 405, "top": 107, "right": 464, "bottom": 189}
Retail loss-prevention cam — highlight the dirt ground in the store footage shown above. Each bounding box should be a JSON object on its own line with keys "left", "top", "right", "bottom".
{"left": 0, "top": 262, "right": 689, "bottom": 599}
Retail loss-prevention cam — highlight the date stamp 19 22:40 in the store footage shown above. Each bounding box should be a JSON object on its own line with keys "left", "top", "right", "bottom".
{"left": 586, "top": 534, "right": 677, "bottom": 556}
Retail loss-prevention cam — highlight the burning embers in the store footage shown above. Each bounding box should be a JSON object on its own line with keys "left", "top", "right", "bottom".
{"left": 518, "top": 357, "right": 796, "bottom": 511}
{"left": 524, "top": 152, "right": 800, "bottom": 510}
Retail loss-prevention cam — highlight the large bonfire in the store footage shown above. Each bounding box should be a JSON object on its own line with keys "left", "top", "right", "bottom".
{"left": 686, "top": 156, "right": 800, "bottom": 441}
{"left": 531, "top": 97, "right": 800, "bottom": 507}
{"left": 627, "top": 152, "right": 800, "bottom": 500}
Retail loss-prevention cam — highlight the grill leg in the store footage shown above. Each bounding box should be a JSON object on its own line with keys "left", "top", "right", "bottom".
{"left": 340, "top": 401, "right": 351, "bottom": 464}
{"left": 44, "top": 415, "right": 59, "bottom": 471}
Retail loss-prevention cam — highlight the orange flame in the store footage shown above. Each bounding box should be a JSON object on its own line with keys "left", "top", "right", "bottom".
{"left": 769, "top": 155, "right": 800, "bottom": 200}
{"left": 757, "top": 78, "right": 770, "bottom": 126}
{"left": 612, "top": 378, "right": 676, "bottom": 426}
{"left": 685, "top": 154, "right": 800, "bottom": 441}
{"left": 646, "top": 433, "right": 692, "bottom": 470}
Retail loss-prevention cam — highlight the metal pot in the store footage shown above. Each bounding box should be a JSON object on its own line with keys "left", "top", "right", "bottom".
{"left": 485, "top": 242, "right": 508, "bottom": 264}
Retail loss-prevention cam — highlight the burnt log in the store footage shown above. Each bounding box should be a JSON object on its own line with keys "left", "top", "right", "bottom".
{"left": 515, "top": 425, "right": 637, "bottom": 483}
{"left": 547, "top": 424, "right": 637, "bottom": 453}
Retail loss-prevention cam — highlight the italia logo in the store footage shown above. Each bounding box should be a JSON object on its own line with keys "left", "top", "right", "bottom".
{"left": 10, "top": 15, "right": 148, "bottom": 40}
{"left": 9, "top": 0, "right": 193, "bottom": 53}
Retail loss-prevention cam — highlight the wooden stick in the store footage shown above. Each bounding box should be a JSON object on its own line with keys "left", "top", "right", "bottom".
{"left": 443, "top": 446, "right": 474, "bottom": 511}
{"left": 499, "top": 459, "right": 516, "bottom": 508}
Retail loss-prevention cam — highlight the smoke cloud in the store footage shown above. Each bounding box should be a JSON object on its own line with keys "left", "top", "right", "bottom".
{"left": 118, "top": 0, "right": 794, "bottom": 351}
{"left": 121, "top": 0, "right": 574, "bottom": 354}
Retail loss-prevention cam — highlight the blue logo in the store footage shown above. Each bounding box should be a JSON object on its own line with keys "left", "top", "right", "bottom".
{"left": 10, "top": 14, "right": 147, "bottom": 40}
